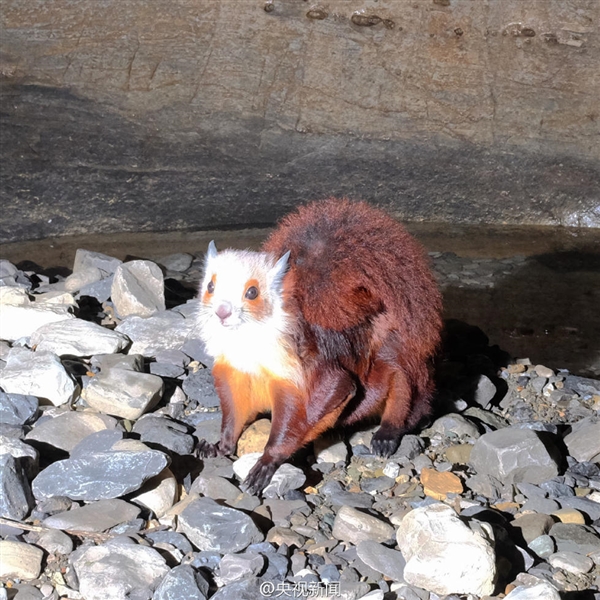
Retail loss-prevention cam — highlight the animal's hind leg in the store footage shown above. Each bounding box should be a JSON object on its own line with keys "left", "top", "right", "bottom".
{"left": 371, "top": 362, "right": 433, "bottom": 457}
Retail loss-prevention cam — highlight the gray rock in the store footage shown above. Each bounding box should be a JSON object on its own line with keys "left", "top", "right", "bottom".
{"left": 321, "top": 481, "right": 374, "bottom": 509}
{"left": 528, "top": 534, "right": 555, "bottom": 558}
{"left": 82, "top": 368, "right": 164, "bottom": 420}
{"left": 0, "top": 454, "right": 34, "bottom": 520}
{"left": 510, "top": 513, "right": 555, "bottom": 544}
{"left": 26, "top": 410, "right": 118, "bottom": 452}
{"left": 0, "top": 540, "right": 44, "bottom": 580}
{"left": 73, "top": 540, "right": 169, "bottom": 600}
{"left": 520, "top": 496, "right": 560, "bottom": 515}
{"left": 31, "top": 319, "right": 130, "bottom": 357}
{"left": 115, "top": 311, "right": 192, "bottom": 356}
{"left": 465, "top": 473, "right": 503, "bottom": 500}
{"left": 156, "top": 253, "right": 194, "bottom": 272}
{"left": 0, "top": 349, "right": 79, "bottom": 406}
{"left": 314, "top": 439, "right": 349, "bottom": 464}
{"left": 190, "top": 412, "right": 222, "bottom": 445}
{"left": 180, "top": 338, "right": 213, "bottom": 367}
{"left": 564, "top": 421, "right": 600, "bottom": 462}
{"left": 0, "top": 302, "right": 74, "bottom": 342}
{"left": 360, "top": 476, "right": 395, "bottom": 494}
{"left": 463, "top": 406, "right": 509, "bottom": 430}
{"left": 263, "top": 463, "right": 306, "bottom": 498}
{"left": 503, "top": 582, "right": 560, "bottom": 600}
{"left": 73, "top": 249, "right": 122, "bottom": 276}
{"left": 550, "top": 522, "right": 600, "bottom": 555}
{"left": 396, "top": 503, "right": 496, "bottom": 596}
{"left": 332, "top": 505, "right": 395, "bottom": 545}
{"left": 548, "top": 550, "right": 594, "bottom": 574}
{"left": 112, "top": 260, "right": 166, "bottom": 318}
{"left": 70, "top": 429, "right": 124, "bottom": 457}
{"left": 216, "top": 552, "right": 265, "bottom": 585}
{"left": 153, "top": 564, "right": 209, "bottom": 600}
{"left": 392, "top": 435, "right": 425, "bottom": 460}
{"left": 44, "top": 499, "right": 141, "bottom": 532}
{"left": 92, "top": 352, "right": 144, "bottom": 372}
{"left": 356, "top": 540, "right": 406, "bottom": 583}
{"left": 469, "top": 427, "right": 560, "bottom": 484}
{"left": 146, "top": 531, "right": 193, "bottom": 555}
{"left": 0, "top": 392, "right": 38, "bottom": 425}
{"left": 182, "top": 368, "right": 220, "bottom": 408}
{"left": 209, "top": 578, "right": 264, "bottom": 600}
{"left": 473, "top": 374, "right": 497, "bottom": 408}
{"left": 149, "top": 362, "right": 185, "bottom": 378}
{"left": 427, "top": 413, "right": 480, "bottom": 440}
{"left": 263, "top": 499, "right": 309, "bottom": 527}
{"left": 34, "top": 528, "right": 74, "bottom": 554}
{"left": 133, "top": 415, "right": 195, "bottom": 455}
{"left": 540, "top": 480, "right": 574, "bottom": 498}
{"left": 32, "top": 449, "right": 169, "bottom": 501}
{"left": 78, "top": 274, "right": 115, "bottom": 303}
{"left": 177, "top": 497, "right": 264, "bottom": 553}
{"left": 64, "top": 266, "right": 104, "bottom": 293}
{"left": 12, "top": 584, "right": 43, "bottom": 600}
{"left": 130, "top": 467, "right": 178, "bottom": 517}
{"left": 557, "top": 495, "right": 600, "bottom": 521}
{"left": 190, "top": 475, "right": 242, "bottom": 502}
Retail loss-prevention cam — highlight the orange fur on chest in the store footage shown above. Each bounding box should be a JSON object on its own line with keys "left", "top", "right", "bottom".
{"left": 213, "top": 360, "right": 303, "bottom": 427}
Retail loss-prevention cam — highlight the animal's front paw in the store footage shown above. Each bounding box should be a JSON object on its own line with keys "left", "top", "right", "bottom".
{"left": 371, "top": 429, "right": 401, "bottom": 458}
{"left": 242, "top": 458, "right": 280, "bottom": 496}
{"left": 196, "top": 439, "right": 220, "bottom": 458}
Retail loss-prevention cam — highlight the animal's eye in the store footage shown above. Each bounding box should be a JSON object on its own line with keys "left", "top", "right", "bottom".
{"left": 207, "top": 281, "right": 215, "bottom": 294}
{"left": 245, "top": 286, "right": 259, "bottom": 300}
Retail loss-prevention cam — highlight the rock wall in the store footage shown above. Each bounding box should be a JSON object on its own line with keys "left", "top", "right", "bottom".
{"left": 1, "top": 0, "right": 599, "bottom": 242}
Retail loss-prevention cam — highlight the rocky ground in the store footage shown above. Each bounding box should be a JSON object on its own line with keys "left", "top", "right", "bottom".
{"left": 1, "top": 249, "right": 600, "bottom": 600}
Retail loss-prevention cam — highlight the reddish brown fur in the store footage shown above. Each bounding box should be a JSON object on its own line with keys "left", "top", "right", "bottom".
{"left": 199, "top": 198, "right": 443, "bottom": 493}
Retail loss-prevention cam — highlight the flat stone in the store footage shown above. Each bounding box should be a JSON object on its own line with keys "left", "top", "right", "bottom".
{"left": 473, "top": 374, "right": 497, "bottom": 408}
{"left": 469, "top": 427, "right": 560, "bottom": 484}
{"left": 31, "top": 318, "right": 129, "bottom": 357}
{"left": 558, "top": 496, "right": 600, "bottom": 521}
{"left": 263, "top": 498, "right": 309, "bottom": 527}
{"left": 73, "top": 540, "right": 169, "bottom": 600}
{"left": 421, "top": 468, "right": 463, "bottom": 500}
{"left": 0, "top": 435, "right": 38, "bottom": 478}
{"left": 64, "top": 266, "right": 104, "bottom": 293}
{"left": 115, "top": 311, "right": 192, "bottom": 356}
{"left": 73, "top": 249, "right": 122, "bottom": 276}
{"left": 132, "top": 415, "right": 195, "bottom": 455}
{"left": 0, "top": 540, "right": 44, "bottom": 580}
{"left": 182, "top": 367, "right": 220, "bottom": 408}
{"left": 78, "top": 275, "right": 114, "bottom": 303}
{"left": 0, "top": 349, "right": 79, "bottom": 406}
{"left": 267, "top": 526, "right": 306, "bottom": 548}
{"left": 528, "top": 534, "right": 555, "bottom": 558}
{"left": 130, "top": 467, "right": 178, "bottom": 517}
{"left": 34, "top": 528, "right": 73, "bottom": 555}
{"left": 510, "top": 513, "right": 555, "bottom": 544}
{"left": 111, "top": 260, "right": 166, "bottom": 318}
{"left": 209, "top": 578, "right": 264, "bottom": 600}
{"left": 396, "top": 503, "right": 496, "bottom": 597}
{"left": 81, "top": 368, "right": 164, "bottom": 420}
{"left": 70, "top": 429, "right": 124, "bottom": 458}
{"left": 26, "top": 410, "right": 117, "bottom": 452}
{"left": 548, "top": 550, "right": 594, "bottom": 574}
{"left": 216, "top": 552, "right": 265, "bottom": 585}
{"left": 444, "top": 444, "right": 473, "bottom": 465}
{"left": 156, "top": 253, "right": 194, "bottom": 272}
{"left": 0, "top": 454, "right": 34, "bottom": 520}
{"left": 177, "top": 497, "right": 264, "bottom": 553}
{"left": 232, "top": 452, "right": 262, "bottom": 482}
{"left": 92, "top": 353, "right": 144, "bottom": 372}
{"left": 503, "top": 582, "right": 560, "bottom": 600}
{"left": 32, "top": 449, "right": 169, "bottom": 501}
{"left": 427, "top": 413, "right": 480, "bottom": 440}
{"left": 190, "top": 475, "right": 242, "bottom": 502}
{"left": 44, "top": 499, "right": 141, "bottom": 532}
{"left": 264, "top": 463, "right": 307, "bottom": 498}
{"left": 552, "top": 507, "right": 586, "bottom": 524}
{"left": 550, "top": 522, "right": 600, "bottom": 555}
{"left": 0, "top": 302, "right": 74, "bottom": 342}
{"left": 236, "top": 418, "right": 271, "bottom": 455}
{"left": 153, "top": 564, "right": 209, "bottom": 600}
{"left": 521, "top": 496, "right": 560, "bottom": 514}
{"left": 0, "top": 392, "right": 38, "bottom": 425}
{"left": 564, "top": 422, "right": 600, "bottom": 462}
{"left": 332, "top": 505, "right": 395, "bottom": 545}
{"left": 314, "top": 439, "right": 349, "bottom": 464}
{"left": 356, "top": 540, "right": 406, "bottom": 583}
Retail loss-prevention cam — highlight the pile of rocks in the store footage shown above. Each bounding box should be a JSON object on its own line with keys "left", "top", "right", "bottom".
{"left": 1, "top": 250, "right": 600, "bottom": 600}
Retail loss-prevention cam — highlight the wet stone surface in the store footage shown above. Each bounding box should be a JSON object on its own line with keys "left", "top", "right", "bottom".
{"left": 0, "top": 248, "right": 599, "bottom": 599}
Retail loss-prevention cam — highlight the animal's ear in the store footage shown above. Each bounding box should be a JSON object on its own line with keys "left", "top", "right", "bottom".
{"left": 206, "top": 240, "right": 218, "bottom": 261}
{"left": 269, "top": 251, "right": 291, "bottom": 290}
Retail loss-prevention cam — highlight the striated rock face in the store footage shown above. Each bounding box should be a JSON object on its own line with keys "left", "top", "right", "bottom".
{"left": 396, "top": 503, "right": 497, "bottom": 596}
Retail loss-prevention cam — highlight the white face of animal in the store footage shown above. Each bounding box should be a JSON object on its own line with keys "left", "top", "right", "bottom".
{"left": 198, "top": 242, "right": 294, "bottom": 376}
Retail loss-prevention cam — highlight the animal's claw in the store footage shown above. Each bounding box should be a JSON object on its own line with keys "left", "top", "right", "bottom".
{"left": 196, "top": 439, "right": 219, "bottom": 458}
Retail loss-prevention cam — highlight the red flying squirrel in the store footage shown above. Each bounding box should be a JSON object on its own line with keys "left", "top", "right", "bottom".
{"left": 197, "top": 198, "right": 443, "bottom": 493}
